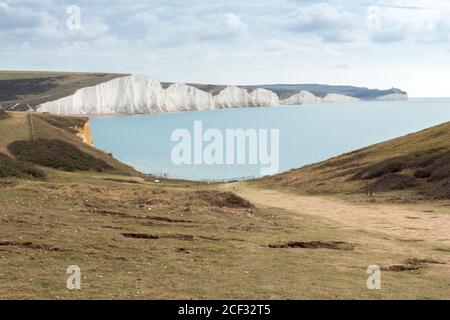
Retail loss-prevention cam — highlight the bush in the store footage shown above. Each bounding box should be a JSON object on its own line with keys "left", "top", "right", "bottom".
{"left": 0, "top": 108, "right": 9, "bottom": 120}
{"left": 413, "top": 151, "right": 450, "bottom": 181}
{"left": 353, "top": 157, "right": 407, "bottom": 180}
{"left": 192, "top": 190, "right": 254, "bottom": 208}
{"left": 8, "top": 139, "right": 112, "bottom": 172}
{"left": 414, "top": 168, "right": 431, "bottom": 179}
{"left": 373, "top": 174, "right": 418, "bottom": 191}
{"left": 429, "top": 178, "right": 450, "bottom": 199}
{"left": 0, "top": 153, "right": 46, "bottom": 179}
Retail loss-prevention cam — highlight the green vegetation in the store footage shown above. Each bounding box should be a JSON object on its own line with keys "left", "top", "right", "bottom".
{"left": 0, "top": 153, "right": 46, "bottom": 178}
{"left": 372, "top": 174, "right": 418, "bottom": 191}
{"left": 8, "top": 139, "right": 112, "bottom": 172}
{"left": 0, "top": 108, "right": 9, "bottom": 120}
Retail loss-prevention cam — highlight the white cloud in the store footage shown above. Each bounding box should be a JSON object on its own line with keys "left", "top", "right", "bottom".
{"left": 366, "top": 1, "right": 450, "bottom": 42}
{"left": 332, "top": 60, "right": 351, "bottom": 69}
{"left": 0, "top": 1, "right": 62, "bottom": 39}
{"left": 19, "top": 41, "right": 30, "bottom": 50}
{"left": 282, "top": 2, "right": 361, "bottom": 42}
{"left": 69, "top": 21, "right": 109, "bottom": 39}
{"left": 143, "top": 12, "right": 248, "bottom": 48}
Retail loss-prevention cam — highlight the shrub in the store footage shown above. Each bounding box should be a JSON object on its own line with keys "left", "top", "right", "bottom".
{"left": 352, "top": 157, "right": 407, "bottom": 180}
{"left": 0, "top": 108, "right": 9, "bottom": 120}
{"left": 8, "top": 139, "right": 112, "bottom": 172}
{"left": 192, "top": 190, "right": 254, "bottom": 208}
{"left": 373, "top": 174, "right": 418, "bottom": 191}
{"left": 0, "top": 153, "right": 46, "bottom": 178}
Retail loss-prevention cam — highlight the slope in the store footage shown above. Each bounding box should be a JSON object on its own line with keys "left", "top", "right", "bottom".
{"left": 257, "top": 121, "right": 450, "bottom": 200}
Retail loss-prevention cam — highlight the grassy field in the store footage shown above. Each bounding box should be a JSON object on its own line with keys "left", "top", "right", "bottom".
{"left": 0, "top": 71, "right": 127, "bottom": 109}
{"left": 0, "top": 111, "right": 449, "bottom": 299}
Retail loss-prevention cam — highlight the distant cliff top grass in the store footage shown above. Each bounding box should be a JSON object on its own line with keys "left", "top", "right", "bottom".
{"left": 165, "top": 82, "right": 407, "bottom": 99}
{"left": 254, "top": 84, "right": 407, "bottom": 99}
{"left": 0, "top": 71, "right": 128, "bottom": 110}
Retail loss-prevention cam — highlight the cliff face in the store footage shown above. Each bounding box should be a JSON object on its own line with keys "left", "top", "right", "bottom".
{"left": 74, "top": 120, "right": 93, "bottom": 146}
{"left": 37, "top": 75, "right": 280, "bottom": 115}
{"left": 36, "top": 74, "right": 408, "bottom": 115}
{"left": 280, "top": 90, "right": 320, "bottom": 105}
{"left": 322, "top": 93, "right": 360, "bottom": 103}
{"left": 280, "top": 91, "right": 360, "bottom": 104}
{"left": 375, "top": 93, "right": 408, "bottom": 101}
{"left": 213, "top": 86, "right": 279, "bottom": 108}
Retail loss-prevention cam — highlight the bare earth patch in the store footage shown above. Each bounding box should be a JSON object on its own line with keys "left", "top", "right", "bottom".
{"left": 382, "top": 258, "right": 445, "bottom": 272}
{"left": 269, "top": 241, "right": 353, "bottom": 250}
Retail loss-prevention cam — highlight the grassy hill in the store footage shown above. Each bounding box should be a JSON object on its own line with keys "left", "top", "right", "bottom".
{"left": 258, "top": 121, "right": 450, "bottom": 201}
{"left": 0, "top": 71, "right": 128, "bottom": 110}
{"left": 0, "top": 111, "right": 138, "bottom": 176}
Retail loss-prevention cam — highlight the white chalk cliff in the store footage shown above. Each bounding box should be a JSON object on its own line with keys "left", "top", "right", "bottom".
{"left": 213, "top": 86, "right": 280, "bottom": 108}
{"left": 37, "top": 75, "right": 407, "bottom": 115}
{"left": 322, "top": 93, "right": 360, "bottom": 103}
{"left": 38, "top": 75, "right": 280, "bottom": 115}
{"left": 375, "top": 93, "right": 408, "bottom": 101}
{"left": 280, "top": 90, "right": 323, "bottom": 105}
{"left": 280, "top": 91, "right": 361, "bottom": 105}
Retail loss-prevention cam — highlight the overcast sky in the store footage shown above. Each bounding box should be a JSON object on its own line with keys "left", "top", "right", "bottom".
{"left": 1, "top": 0, "right": 450, "bottom": 97}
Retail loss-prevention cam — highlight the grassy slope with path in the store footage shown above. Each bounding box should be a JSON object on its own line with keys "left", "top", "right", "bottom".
{"left": 0, "top": 110, "right": 449, "bottom": 299}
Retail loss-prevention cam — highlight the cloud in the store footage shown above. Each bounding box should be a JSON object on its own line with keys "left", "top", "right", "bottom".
{"left": 68, "top": 21, "right": 109, "bottom": 39}
{"left": 332, "top": 60, "right": 351, "bottom": 69}
{"left": 142, "top": 12, "right": 248, "bottom": 48}
{"left": 281, "top": 2, "right": 361, "bottom": 42}
{"left": 366, "top": 1, "right": 450, "bottom": 43}
{"left": 0, "top": 1, "right": 62, "bottom": 38}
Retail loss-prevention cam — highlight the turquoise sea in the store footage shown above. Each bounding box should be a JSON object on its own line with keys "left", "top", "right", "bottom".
{"left": 91, "top": 98, "right": 450, "bottom": 181}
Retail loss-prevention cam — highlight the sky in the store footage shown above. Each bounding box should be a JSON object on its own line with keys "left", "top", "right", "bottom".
{"left": 1, "top": 0, "right": 450, "bottom": 97}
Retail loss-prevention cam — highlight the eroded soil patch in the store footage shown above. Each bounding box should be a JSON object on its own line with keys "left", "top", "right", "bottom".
{"left": 382, "top": 258, "right": 445, "bottom": 272}
{"left": 88, "top": 209, "right": 192, "bottom": 223}
{"left": 121, "top": 233, "right": 195, "bottom": 241}
{"left": 0, "top": 241, "right": 60, "bottom": 251}
{"left": 269, "top": 241, "right": 353, "bottom": 250}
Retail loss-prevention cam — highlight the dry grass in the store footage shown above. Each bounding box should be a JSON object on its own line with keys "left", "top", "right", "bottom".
{"left": 257, "top": 121, "right": 450, "bottom": 202}
{"left": 1, "top": 171, "right": 449, "bottom": 299}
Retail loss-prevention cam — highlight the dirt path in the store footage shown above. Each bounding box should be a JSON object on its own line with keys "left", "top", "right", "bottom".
{"left": 223, "top": 184, "right": 450, "bottom": 246}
